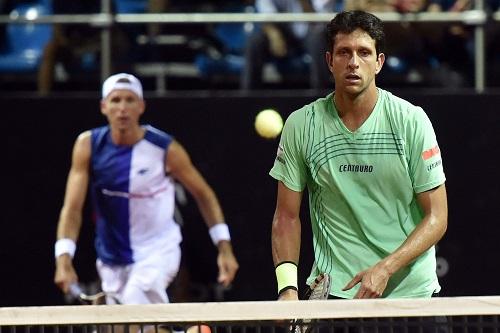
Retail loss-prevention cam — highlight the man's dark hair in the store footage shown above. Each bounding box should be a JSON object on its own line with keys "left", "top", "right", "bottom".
{"left": 326, "top": 10, "right": 386, "bottom": 55}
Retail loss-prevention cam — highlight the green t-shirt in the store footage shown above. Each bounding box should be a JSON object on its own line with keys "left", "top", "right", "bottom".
{"left": 269, "top": 88, "right": 446, "bottom": 298}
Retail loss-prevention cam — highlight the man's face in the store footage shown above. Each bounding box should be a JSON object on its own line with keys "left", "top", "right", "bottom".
{"left": 326, "top": 29, "right": 384, "bottom": 96}
{"left": 100, "top": 89, "right": 145, "bottom": 131}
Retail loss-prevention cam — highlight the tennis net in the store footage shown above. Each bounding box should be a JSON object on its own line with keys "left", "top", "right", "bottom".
{"left": 1, "top": 296, "right": 499, "bottom": 333}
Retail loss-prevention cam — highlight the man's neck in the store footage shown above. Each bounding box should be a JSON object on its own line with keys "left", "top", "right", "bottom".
{"left": 111, "top": 125, "right": 145, "bottom": 146}
{"left": 333, "top": 87, "right": 379, "bottom": 132}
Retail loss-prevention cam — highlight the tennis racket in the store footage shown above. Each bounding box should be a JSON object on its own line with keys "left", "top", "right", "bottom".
{"left": 69, "top": 283, "right": 120, "bottom": 305}
{"left": 290, "top": 273, "right": 331, "bottom": 333}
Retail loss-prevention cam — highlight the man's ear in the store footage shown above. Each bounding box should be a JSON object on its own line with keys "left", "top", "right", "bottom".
{"left": 376, "top": 53, "right": 385, "bottom": 74}
{"left": 100, "top": 100, "right": 106, "bottom": 115}
{"left": 326, "top": 51, "right": 334, "bottom": 73}
{"left": 139, "top": 100, "right": 146, "bottom": 115}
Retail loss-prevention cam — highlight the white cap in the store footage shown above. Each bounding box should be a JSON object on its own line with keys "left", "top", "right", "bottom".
{"left": 102, "top": 73, "right": 143, "bottom": 100}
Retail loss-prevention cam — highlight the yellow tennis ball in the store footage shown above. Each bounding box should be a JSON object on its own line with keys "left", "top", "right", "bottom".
{"left": 255, "top": 109, "right": 283, "bottom": 139}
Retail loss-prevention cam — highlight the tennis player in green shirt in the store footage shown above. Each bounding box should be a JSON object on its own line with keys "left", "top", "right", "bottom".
{"left": 270, "top": 10, "right": 448, "bottom": 299}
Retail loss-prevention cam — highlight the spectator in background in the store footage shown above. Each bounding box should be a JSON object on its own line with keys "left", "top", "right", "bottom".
{"left": 345, "top": 0, "right": 470, "bottom": 88}
{"left": 307, "top": 0, "right": 342, "bottom": 90}
{"left": 381, "top": 0, "right": 436, "bottom": 86}
{"left": 241, "top": 0, "right": 337, "bottom": 90}
{"left": 344, "top": 0, "right": 392, "bottom": 11}
{"left": 144, "top": 0, "right": 213, "bottom": 43}
{"left": 138, "top": 0, "right": 219, "bottom": 63}
{"left": 344, "top": 0, "right": 432, "bottom": 86}
{"left": 37, "top": 0, "right": 130, "bottom": 95}
{"left": 0, "top": 0, "right": 24, "bottom": 51}
{"left": 426, "top": 0, "right": 474, "bottom": 87}
{"left": 147, "top": 0, "right": 169, "bottom": 38}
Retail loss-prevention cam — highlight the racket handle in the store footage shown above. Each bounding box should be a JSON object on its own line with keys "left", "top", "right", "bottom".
{"left": 68, "top": 283, "right": 83, "bottom": 297}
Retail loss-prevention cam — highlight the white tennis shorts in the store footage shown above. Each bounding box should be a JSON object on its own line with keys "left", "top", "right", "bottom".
{"left": 96, "top": 245, "right": 182, "bottom": 304}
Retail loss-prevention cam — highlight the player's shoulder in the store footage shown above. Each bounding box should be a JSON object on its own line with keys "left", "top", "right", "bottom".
{"left": 87, "top": 125, "right": 110, "bottom": 146}
{"left": 74, "top": 129, "right": 93, "bottom": 147}
{"left": 70, "top": 130, "right": 92, "bottom": 159}
{"left": 88, "top": 125, "right": 109, "bottom": 139}
{"left": 379, "top": 88, "right": 426, "bottom": 118}
{"left": 286, "top": 93, "right": 332, "bottom": 125}
{"left": 77, "top": 130, "right": 92, "bottom": 140}
{"left": 142, "top": 124, "right": 174, "bottom": 149}
{"left": 143, "top": 124, "right": 170, "bottom": 138}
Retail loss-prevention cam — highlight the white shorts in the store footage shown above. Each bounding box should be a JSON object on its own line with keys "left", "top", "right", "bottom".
{"left": 96, "top": 245, "right": 181, "bottom": 304}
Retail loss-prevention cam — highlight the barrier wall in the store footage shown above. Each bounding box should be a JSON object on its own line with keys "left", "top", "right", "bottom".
{"left": 1, "top": 92, "right": 499, "bottom": 306}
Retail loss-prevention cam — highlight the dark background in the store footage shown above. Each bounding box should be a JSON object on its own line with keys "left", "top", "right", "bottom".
{"left": 1, "top": 91, "right": 499, "bottom": 306}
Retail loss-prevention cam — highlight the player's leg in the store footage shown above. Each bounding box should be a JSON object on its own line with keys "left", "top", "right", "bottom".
{"left": 122, "top": 247, "right": 182, "bottom": 333}
{"left": 122, "top": 245, "right": 181, "bottom": 303}
{"left": 94, "top": 260, "right": 130, "bottom": 333}
{"left": 96, "top": 259, "right": 128, "bottom": 304}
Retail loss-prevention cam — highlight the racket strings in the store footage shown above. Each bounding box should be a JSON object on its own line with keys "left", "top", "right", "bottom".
{"left": 68, "top": 283, "right": 120, "bottom": 304}
{"left": 80, "top": 291, "right": 107, "bottom": 302}
{"left": 309, "top": 274, "right": 331, "bottom": 300}
{"left": 309, "top": 284, "right": 326, "bottom": 299}
{"left": 290, "top": 273, "right": 332, "bottom": 333}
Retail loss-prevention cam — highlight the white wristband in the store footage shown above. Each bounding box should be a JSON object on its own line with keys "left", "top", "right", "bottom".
{"left": 55, "top": 238, "right": 76, "bottom": 258}
{"left": 209, "top": 223, "right": 231, "bottom": 246}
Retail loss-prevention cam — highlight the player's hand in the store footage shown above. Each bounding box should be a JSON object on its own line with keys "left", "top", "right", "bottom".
{"left": 278, "top": 288, "right": 298, "bottom": 301}
{"left": 216, "top": 241, "right": 239, "bottom": 287}
{"left": 54, "top": 254, "right": 78, "bottom": 294}
{"left": 342, "top": 263, "right": 391, "bottom": 298}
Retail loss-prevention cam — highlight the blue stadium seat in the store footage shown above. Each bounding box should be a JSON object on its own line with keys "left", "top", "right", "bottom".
{"left": 0, "top": 2, "right": 53, "bottom": 73}
{"left": 194, "top": 4, "right": 310, "bottom": 84}
{"left": 192, "top": 3, "right": 254, "bottom": 79}
{"left": 194, "top": 22, "right": 250, "bottom": 77}
{"left": 113, "top": 0, "right": 147, "bottom": 13}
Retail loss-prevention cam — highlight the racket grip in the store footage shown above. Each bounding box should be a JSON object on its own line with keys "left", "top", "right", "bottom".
{"left": 68, "top": 283, "right": 83, "bottom": 297}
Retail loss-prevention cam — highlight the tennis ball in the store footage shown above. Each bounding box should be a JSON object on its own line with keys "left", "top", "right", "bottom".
{"left": 200, "top": 325, "right": 211, "bottom": 333}
{"left": 187, "top": 325, "right": 211, "bottom": 333}
{"left": 255, "top": 109, "right": 283, "bottom": 139}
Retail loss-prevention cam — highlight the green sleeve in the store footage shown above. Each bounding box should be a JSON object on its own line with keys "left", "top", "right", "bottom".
{"left": 269, "top": 109, "right": 308, "bottom": 192}
{"left": 407, "top": 107, "right": 446, "bottom": 193}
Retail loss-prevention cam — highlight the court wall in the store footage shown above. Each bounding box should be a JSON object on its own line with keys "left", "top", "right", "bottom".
{"left": 1, "top": 92, "right": 498, "bottom": 306}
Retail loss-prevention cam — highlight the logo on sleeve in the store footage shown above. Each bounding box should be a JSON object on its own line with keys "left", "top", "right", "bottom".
{"left": 276, "top": 144, "right": 285, "bottom": 164}
{"left": 421, "top": 145, "right": 440, "bottom": 161}
{"left": 427, "top": 159, "right": 442, "bottom": 172}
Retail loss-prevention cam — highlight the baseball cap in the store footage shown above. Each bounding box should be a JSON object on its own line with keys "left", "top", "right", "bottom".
{"left": 101, "top": 73, "right": 143, "bottom": 100}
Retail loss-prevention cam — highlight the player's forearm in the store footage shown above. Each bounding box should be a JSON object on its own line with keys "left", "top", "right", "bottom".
{"left": 381, "top": 214, "right": 447, "bottom": 275}
{"left": 194, "top": 189, "right": 225, "bottom": 227}
{"left": 56, "top": 207, "right": 83, "bottom": 240}
{"left": 271, "top": 213, "right": 301, "bottom": 265}
{"left": 272, "top": 213, "right": 301, "bottom": 297}
{"left": 383, "top": 185, "right": 448, "bottom": 274}
{"left": 55, "top": 208, "right": 83, "bottom": 270}
{"left": 192, "top": 188, "right": 235, "bottom": 249}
